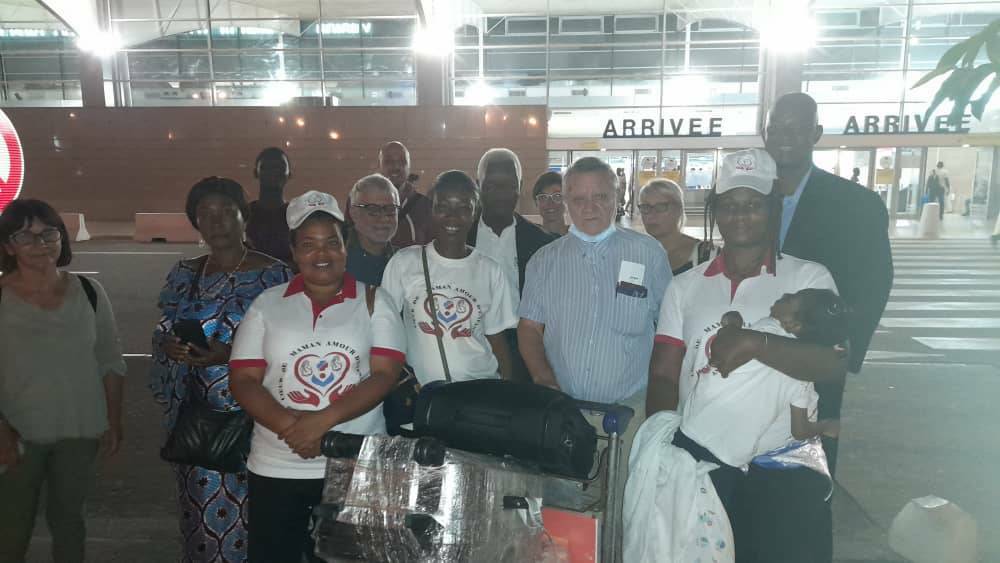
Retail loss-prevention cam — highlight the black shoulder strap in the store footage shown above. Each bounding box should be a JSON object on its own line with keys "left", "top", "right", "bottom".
{"left": 78, "top": 275, "right": 98, "bottom": 313}
{"left": 421, "top": 245, "right": 452, "bottom": 383}
{"left": 365, "top": 284, "right": 376, "bottom": 316}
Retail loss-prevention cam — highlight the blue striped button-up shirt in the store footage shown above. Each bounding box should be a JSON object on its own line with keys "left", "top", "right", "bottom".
{"left": 519, "top": 227, "right": 671, "bottom": 404}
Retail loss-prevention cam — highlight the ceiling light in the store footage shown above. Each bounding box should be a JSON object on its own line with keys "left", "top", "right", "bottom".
{"left": 760, "top": 6, "right": 816, "bottom": 53}
{"left": 328, "top": 131, "right": 340, "bottom": 140}
{"left": 413, "top": 25, "right": 454, "bottom": 57}
{"left": 76, "top": 31, "right": 121, "bottom": 58}
{"left": 465, "top": 80, "right": 494, "bottom": 106}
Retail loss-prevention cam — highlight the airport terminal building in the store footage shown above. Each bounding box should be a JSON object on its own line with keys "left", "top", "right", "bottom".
{"left": 1, "top": 0, "right": 998, "bottom": 224}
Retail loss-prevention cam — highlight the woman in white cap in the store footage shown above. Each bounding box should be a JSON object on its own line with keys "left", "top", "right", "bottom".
{"left": 640, "top": 149, "right": 845, "bottom": 562}
{"left": 229, "top": 190, "right": 394, "bottom": 563}
{"left": 637, "top": 178, "right": 716, "bottom": 275}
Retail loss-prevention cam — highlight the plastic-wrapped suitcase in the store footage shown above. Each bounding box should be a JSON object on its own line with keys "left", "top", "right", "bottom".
{"left": 313, "top": 433, "right": 557, "bottom": 563}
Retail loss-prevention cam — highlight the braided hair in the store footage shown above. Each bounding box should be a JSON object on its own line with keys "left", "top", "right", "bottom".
{"left": 702, "top": 184, "right": 784, "bottom": 269}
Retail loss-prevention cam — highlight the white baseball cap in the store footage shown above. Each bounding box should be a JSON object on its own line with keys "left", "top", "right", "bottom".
{"left": 717, "top": 148, "right": 777, "bottom": 195}
{"left": 286, "top": 190, "right": 345, "bottom": 229}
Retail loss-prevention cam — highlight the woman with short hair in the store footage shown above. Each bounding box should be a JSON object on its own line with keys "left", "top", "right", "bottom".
{"left": 532, "top": 171, "right": 568, "bottom": 236}
{"left": 0, "top": 199, "right": 126, "bottom": 563}
{"left": 638, "top": 178, "right": 716, "bottom": 276}
{"left": 152, "top": 177, "right": 291, "bottom": 562}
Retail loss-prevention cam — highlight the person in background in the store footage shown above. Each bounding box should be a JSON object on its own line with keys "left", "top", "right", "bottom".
{"left": 371, "top": 171, "right": 518, "bottom": 387}
{"left": 925, "top": 161, "right": 950, "bottom": 220}
{"left": 378, "top": 141, "right": 433, "bottom": 248}
{"left": 532, "top": 171, "right": 568, "bottom": 236}
{"left": 764, "top": 92, "right": 893, "bottom": 475}
{"left": 616, "top": 167, "right": 628, "bottom": 221}
{"left": 230, "top": 191, "right": 393, "bottom": 563}
{"left": 638, "top": 178, "right": 717, "bottom": 276}
{"left": 467, "top": 149, "right": 558, "bottom": 382}
{"left": 152, "top": 177, "right": 292, "bottom": 562}
{"left": 346, "top": 174, "right": 399, "bottom": 286}
{"left": 0, "top": 199, "right": 126, "bottom": 563}
{"left": 850, "top": 167, "right": 861, "bottom": 184}
{"left": 992, "top": 212, "right": 1000, "bottom": 249}
{"left": 246, "top": 147, "right": 294, "bottom": 264}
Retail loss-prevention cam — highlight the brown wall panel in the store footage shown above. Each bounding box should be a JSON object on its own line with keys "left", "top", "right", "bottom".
{"left": 4, "top": 106, "right": 548, "bottom": 221}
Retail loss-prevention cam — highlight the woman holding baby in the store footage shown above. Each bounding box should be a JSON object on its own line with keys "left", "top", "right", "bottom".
{"left": 642, "top": 149, "right": 847, "bottom": 563}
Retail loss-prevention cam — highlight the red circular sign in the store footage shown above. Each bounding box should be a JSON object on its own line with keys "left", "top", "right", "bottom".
{"left": 0, "top": 109, "right": 24, "bottom": 213}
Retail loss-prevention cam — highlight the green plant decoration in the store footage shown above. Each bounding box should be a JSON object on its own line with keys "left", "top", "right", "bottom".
{"left": 912, "top": 19, "right": 1000, "bottom": 126}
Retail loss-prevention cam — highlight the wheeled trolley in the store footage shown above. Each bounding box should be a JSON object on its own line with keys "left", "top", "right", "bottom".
{"left": 542, "top": 400, "right": 635, "bottom": 563}
{"left": 311, "top": 381, "right": 634, "bottom": 563}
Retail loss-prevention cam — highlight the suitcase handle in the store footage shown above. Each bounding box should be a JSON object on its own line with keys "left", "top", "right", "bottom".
{"left": 573, "top": 401, "right": 635, "bottom": 436}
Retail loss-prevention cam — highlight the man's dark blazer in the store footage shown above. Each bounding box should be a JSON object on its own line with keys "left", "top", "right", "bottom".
{"left": 467, "top": 213, "right": 559, "bottom": 294}
{"left": 468, "top": 213, "right": 558, "bottom": 383}
{"left": 782, "top": 166, "right": 894, "bottom": 375}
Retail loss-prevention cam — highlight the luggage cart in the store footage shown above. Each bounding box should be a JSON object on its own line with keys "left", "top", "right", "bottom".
{"left": 542, "top": 400, "right": 635, "bottom": 563}
{"left": 312, "top": 397, "right": 634, "bottom": 563}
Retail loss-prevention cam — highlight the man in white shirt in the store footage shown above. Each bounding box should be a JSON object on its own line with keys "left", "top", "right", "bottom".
{"left": 469, "top": 148, "right": 557, "bottom": 382}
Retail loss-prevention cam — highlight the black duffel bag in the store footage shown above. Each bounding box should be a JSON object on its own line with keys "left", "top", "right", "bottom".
{"left": 412, "top": 380, "right": 597, "bottom": 479}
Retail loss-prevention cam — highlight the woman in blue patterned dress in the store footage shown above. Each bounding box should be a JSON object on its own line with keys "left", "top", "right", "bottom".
{"left": 151, "top": 177, "right": 292, "bottom": 562}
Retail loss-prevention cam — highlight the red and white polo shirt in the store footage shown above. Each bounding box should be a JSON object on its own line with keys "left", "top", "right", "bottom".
{"left": 230, "top": 273, "right": 386, "bottom": 479}
{"left": 655, "top": 252, "right": 837, "bottom": 467}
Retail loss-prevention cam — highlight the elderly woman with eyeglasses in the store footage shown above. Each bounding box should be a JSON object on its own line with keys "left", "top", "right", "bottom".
{"left": 0, "top": 199, "right": 126, "bottom": 563}
{"left": 638, "top": 178, "right": 717, "bottom": 276}
{"left": 532, "top": 171, "right": 568, "bottom": 236}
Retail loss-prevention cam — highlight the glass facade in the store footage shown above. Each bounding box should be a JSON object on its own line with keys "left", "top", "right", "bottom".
{"left": 454, "top": 12, "right": 760, "bottom": 135}
{"left": 0, "top": 0, "right": 993, "bottom": 128}
{"left": 0, "top": 9, "right": 80, "bottom": 107}
{"left": 108, "top": 10, "right": 417, "bottom": 107}
{"left": 807, "top": 0, "right": 1000, "bottom": 133}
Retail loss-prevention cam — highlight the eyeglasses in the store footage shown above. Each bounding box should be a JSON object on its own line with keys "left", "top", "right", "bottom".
{"left": 9, "top": 228, "right": 62, "bottom": 247}
{"left": 637, "top": 202, "right": 676, "bottom": 215}
{"left": 535, "top": 193, "right": 563, "bottom": 204}
{"left": 352, "top": 203, "right": 400, "bottom": 218}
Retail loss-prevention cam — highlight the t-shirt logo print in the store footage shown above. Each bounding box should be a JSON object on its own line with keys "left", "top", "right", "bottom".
{"left": 419, "top": 293, "right": 473, "bottom": 338}
{"left": 288, "top": 352, "right": 354, "bottom": 406}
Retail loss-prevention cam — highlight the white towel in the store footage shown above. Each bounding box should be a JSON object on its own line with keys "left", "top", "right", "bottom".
{"left": 624, "top": 411, "right": 735, "bottom": 563}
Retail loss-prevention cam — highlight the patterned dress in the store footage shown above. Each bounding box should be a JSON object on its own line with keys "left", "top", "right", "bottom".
{"left": 151, "top": 259, "right": 292, "bottom": 563}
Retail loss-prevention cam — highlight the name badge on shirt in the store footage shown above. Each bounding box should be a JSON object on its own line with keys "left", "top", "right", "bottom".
{"left": 616, "top": 261, "right": 648, "bottom": 298}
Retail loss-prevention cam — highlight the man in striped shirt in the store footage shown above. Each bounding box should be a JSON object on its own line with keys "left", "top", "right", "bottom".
{"left": 518, "top": 156, "right": 671, "bottom": 415}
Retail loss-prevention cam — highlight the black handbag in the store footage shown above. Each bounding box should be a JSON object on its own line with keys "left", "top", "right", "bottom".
{"left": 160, "top": 394, "right": 252, "bottom": 473}
{"left": 412, "top": 379, "right": 597, "bottom": 479}
{"left": 158, "top": 255, "right": 252, "bottom": 473}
